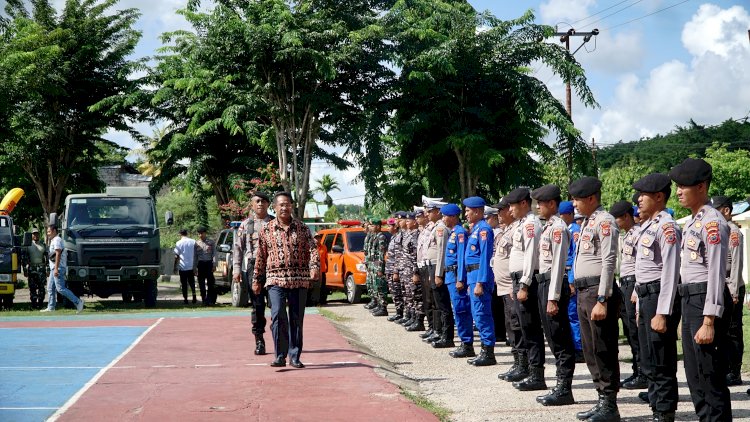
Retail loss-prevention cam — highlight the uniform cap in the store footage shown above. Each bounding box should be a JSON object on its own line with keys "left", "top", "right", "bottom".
{"left": 386, "top": 217, "right": 396, "bottom": 225}
{"left": 568, "top": 176, "right": 602, "bottom": 198}
{"left": 559, "top": 201, "right": 574, "bottom": 215}
{"left": 505, "top": 187, "right": 531, "bottom": 204}
{"left": 30, "top": 228, "right": 40, "bottom": 234}
{"left": 711, "top": 195, "right": 732, "bottom": 209}
{"left": 666, "top": 208, "right": 675, "bottom": 217}
{"left": 484, "top": 206, "right": 498, "bottom": 216}
{"left": 669, "top": 158, "right": 712, "bottom": 186}
{"left": 609, "top": 201, "right": 634, "bottom": 218}
{"left": 413, "top": 206, "right": 425, "bottom": 216}
{"left": 405, "top": 212, "right": 416, "bottom": 220}
{"left": 424, "top": 200, "right": 447, "bottom": 210}
{"left": 530, "top": 184, "right": 561, "bottom": 202}
{"left": 633, "top": 206, "right": 640, "bottom": 218}
{"left": 251, "top": 191, "right": 270, "bottom": 202}
{"left": 196, "top": 226, "right": 208, "bottom": 233}
{"left": 632, "top": 191, "right": 641, "bottom": 204}
{"left": 632, "top": 173, "right": 671, "bottom": 195}
{"left": 440, "top": 203, "right": 461, "bottom": 216}
{"left": 369, "top": 217, "right": 383, "bottom": 225}
{"left": 495, "top": 197, "right": 510, "bottom": 210}
{"left": 462, "top": 196, "right": 486, "bottom": 208}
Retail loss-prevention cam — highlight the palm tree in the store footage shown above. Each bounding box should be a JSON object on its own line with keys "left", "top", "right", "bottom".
{"left": 314, "top": 174, "right": 340, "bottom": 207}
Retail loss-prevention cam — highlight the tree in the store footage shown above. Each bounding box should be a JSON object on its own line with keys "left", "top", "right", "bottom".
{"left": 0, "top": 0, "right": 145, "bottom": 218}
{"left": 599, "top": 159, "right": 652, "bottom": 209}
{"left": 314, "top": 174, "right": 341, "bottom": 207}
{"left": 384, "top": 3, "right": 597, "bottom": 200}
{"left": 704, "top": 143, "right": 750, "bottom": 202}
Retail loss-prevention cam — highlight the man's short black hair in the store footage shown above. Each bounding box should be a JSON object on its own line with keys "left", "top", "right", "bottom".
{"left": 179, "top": 228, "right": 188, "bottom": 236}
{"left": 273, "top": 191, "right": 294, "bottom": 204}
{"left": 47, "top": 224, "right": 57, "bottom": 230}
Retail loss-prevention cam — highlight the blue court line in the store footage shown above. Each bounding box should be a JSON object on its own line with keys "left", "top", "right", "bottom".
{"left": 0, "top": 307, "right": 318, "bottom": 323}
{"left": 0, "top": 326, "right": 147, "bottom": 422}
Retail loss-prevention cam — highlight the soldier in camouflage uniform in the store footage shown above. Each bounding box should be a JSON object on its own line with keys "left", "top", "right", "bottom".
{"left": 363, "top": 222, "right": 376, "bottom": 310}
{"left": 368, "top": 218, "right": 389, "bottom": 316}
{"left": 399, "top": 212, "right": 423, "bottom": 330}
{"left": 387, "top": 214, "right": 405, "bottom": 322}
{"left": 24, "top": 228, "right": 47, "bottom": 309}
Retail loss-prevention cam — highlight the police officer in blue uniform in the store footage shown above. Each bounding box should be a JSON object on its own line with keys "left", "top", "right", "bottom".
{"left": 461, "top": 196, "right": 496, "bottom": 366}
{"left": 560, "top": 201, "right": 584, "bottom": 363}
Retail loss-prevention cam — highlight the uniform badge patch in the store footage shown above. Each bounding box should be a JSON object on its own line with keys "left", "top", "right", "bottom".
{"left": 642, "top": 248, "right": 650, "bottom": 257}
{"left": 525, "top": 224, "right": 535, "bottom": 238}
{"left": 552, "top": 228, "right": 562, "bottom": 244}
{"left": 687, "top": 238, "right": 697, "bottom": 248}
{"left": 690, "top": 251, "right": 698, "bottom": 261}
{"left": 662, "top": 223, "right": 677, "bottom": 245}
{"left": 695, "top": 221, "right": 702, "bottom": 229}
{"left": 573, "top": 232, "right": 580, "bottom": 243}
{"left": 437, "top": 228, "right": 444, "bottom": 237}
{"left": 705, "top": 221, "right": 720, "bottom": 245}
{"left": 583, "top": 242, "right": 591, "bottom": 250}
{"left": 471, "top": 245, "right": 476, "bottom": 251}
{"left": 458, "top": 234, "right": 464, "bottom": 243}
{"left": 480, "top": 230, "right": 487, "bottom": 241}
{"left": 588, "top": 220, "right": 596, "bottom": 227}
{"left": 730, "top": 232, "right": 740, "bottom": 247}
{"left": 600, "top": 221, "right": 611, "bottom": 236}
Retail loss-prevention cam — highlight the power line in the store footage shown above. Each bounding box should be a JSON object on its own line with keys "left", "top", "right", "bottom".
{"left": 569, "top": 0, "right": 636, "bottom": 26}
{"left": 579, "top": 0, "right": 645, "bottom": 30}
{"left": 603, "top": 0, "right": 693, "bottom": 31}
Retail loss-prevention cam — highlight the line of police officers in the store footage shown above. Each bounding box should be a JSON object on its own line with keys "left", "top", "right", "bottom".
{"left": 360, "top": 157, "right": 744, "bottom": 422}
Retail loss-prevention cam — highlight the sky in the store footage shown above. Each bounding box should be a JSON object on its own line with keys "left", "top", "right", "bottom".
{"left": 4, "top": 0, "right": 750, "bottom": 205}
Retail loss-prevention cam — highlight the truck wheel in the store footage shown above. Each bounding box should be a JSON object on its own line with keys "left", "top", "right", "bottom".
{"left": 122, "top": 292, "right": 133, "bottom": 303}
{"left": 1, "top": 295, "right": 12, "bottom": 310}
{"left": 345, "top": 275, "right": 362, "bottom": 304}
{"left": 231, "top": 280, "right": 249, "bottom": 307}
{"left": 144, "top": 280, "right": 157, "bottom": 308}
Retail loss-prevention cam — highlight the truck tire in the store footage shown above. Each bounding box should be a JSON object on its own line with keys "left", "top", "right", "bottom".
{"left": 0, "top": 295, "right": 12, "bottom": 310}
{"left": 345, "top": 274, "right": 362, "bottom": 304}
{"left": 144, "top": 279, "right": 157, "bottom": 308}
{"left": 231, "top": 280, "right": 249, "bottom": 307}
{"left": 122, "top": 292, "right": 133, "bottom": 303}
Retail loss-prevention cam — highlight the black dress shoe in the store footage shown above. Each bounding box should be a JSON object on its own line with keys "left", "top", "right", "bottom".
{"left": 270, "top": 356, "right": 286, "bottom": 367}
{"left": 290, "top": 360, "right": 305, "bottom": 368}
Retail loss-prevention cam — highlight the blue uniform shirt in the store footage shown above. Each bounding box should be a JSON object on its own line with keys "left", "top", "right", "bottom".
{"left": 567, "top": 221, "right": 581, "bottom": 283}
{"left": 463, "top": 219, "right": 494, "bottom": 285}
{"left": 444, "top": 224, "right": 467, "bottom": 284}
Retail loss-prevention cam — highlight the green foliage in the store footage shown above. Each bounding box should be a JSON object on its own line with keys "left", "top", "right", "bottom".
{"left": 156, "top": 189, "right": 222, "bottom": 248}
{"left": 704, "top": 143, "right": 750, "bottom": 202}
{"left": 600, "top": 159, "right": 653, "bottom": 209}
{"left": 314, "top": 174, "right": 341, "bottom": 207}
{"left": 323, "top": 206, "right": 340, "bottom": 223}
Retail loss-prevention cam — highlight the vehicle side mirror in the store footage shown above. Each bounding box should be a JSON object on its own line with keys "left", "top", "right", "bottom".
{"left": 218, "top": 244, "right": 231, "bottom": 253}
{"left": 22, "top": 232, "right": 32, "bottom": 247}
{"left": 49, "top": 212, "right": 57, "bottom": 227}
{"left": 331, "top": 245, "right": 344, "bottom": 253}
{"left": 165, "top": 211, "right": 174, "bottom": 226}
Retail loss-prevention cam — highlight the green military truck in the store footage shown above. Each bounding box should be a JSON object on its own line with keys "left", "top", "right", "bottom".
{"left": 50, "top": 186, "right": 163, "bottom": 307}
{"left": 0, "top": 214, "right": 21, "bottom": 309}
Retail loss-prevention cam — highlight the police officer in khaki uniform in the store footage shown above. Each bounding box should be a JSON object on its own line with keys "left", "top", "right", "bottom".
{"left": 632, "top": 174, "right": 681, "bottom": 422}
{"left": 195, "top": 226, "right": 217, "bottom": 306}
{"left": 486, "top": 205, "right": 507, "bottom": 345}
{"left": 533, "top": 184, "right": 576, "bottom": 406}
{"left": 418, "top": 205, "right": 439, "bottom": 339}
{"left": 233, "top": 192, "right": 274, "bottom": 355}
{"left": 506, "top": 187, "right": 546, "bottom": 391}
{"left": 570, "top": 176, "right": 621, "bottom": 422}
{"left": 670, "top": 158, "right": 731, "bottom": 421}
{"left": 711, "top": 195, "right": 745, "bottom": 386}
{"left": 426, "top": 202, "right": 454, "bottom": 348}
{"left": 610, "top": 200, "right": 647, "bottom": 391}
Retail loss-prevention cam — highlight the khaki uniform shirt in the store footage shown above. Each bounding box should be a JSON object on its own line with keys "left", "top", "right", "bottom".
{"left": 727, "top": 220, "right": 744, "bottom": 299}
{"left": 539, "top": 215, "right": 570, "bottom": 301}
{"left": 417, "top": 222, "right": 434, "bottom": 267}
{"left": 195, "top": 238, "right": 216, "bottom": 264}
{"left": 427, "top": 221, "right": 449, "bottom": 276}
{"left": 573, "top": 206, "right": 619, "bottom": 297}
{"left": 233, "top": 215, "right": 273, "bottom": 274}
{"left": 634, "top": 210, "right": 680, "bottom": 315}
{"left": 493, "top": 220, "right": 518, "bottom": 296}
{"left": 619, "top": 225, "right": 639, "bottom": 278}
{"left": 509, "top": 211, "right": 542, "bottom": 286}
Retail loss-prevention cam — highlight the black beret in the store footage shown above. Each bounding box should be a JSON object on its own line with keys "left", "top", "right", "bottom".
{"left": 711, "top": 195, "right": 732, "bottom": 209}
{"left": 609, "top": 200, "right": 634, "bottom": 218}
{"left": 196, "top": 226, "right": 207, "bottom": 233}
{"left": 632, "top": 191, "right": 641, "bottom": 204}
{"left": 568, "top": 176, "right": 602, "bottom": 198}
{"left": 632, "top": 173, "right": 671, "bottom": 195}
{"left": 531, "top": 184, "right": 561, "bottom": 202}
{"left": 669, "top": 158, "right": 712, "bottom": 186}
{"left": 252, "top": 191, "right": 270, "bottom": 202}
{"left": 505, "top": 187, "right": 531, "bottom": 204}
{"left": 495, "top": 197, "right": 510, "bottom": 210}
{"left": 405, "top": 212, "right": 416, "bottom": 220}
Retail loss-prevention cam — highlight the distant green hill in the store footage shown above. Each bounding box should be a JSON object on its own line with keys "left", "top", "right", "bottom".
{"left": 597, "top": 118, "right": 750, "bottom": 172}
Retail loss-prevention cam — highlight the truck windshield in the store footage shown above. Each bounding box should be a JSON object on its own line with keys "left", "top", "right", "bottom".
{"left": 0, "top": 217, "right": 11, "bottom": 246}
{"left": 67, "top": 197, "right": 155, "bottom": 227}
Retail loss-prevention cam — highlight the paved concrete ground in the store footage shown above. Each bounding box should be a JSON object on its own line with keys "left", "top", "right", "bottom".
{"left": 323, "top": 302, "right": 750, "bottom": 421}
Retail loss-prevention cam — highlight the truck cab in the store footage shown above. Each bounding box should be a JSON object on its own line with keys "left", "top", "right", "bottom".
{"left": 53, "top": 187, "right": 161, "bottom": 307}
{"left": 0, "top": 215, "right": 21, "bottom": 309}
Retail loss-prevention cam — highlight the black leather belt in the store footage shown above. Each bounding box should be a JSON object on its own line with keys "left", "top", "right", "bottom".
{"left": 635, "top": 280, "right": 660, "bottom": 297}
{"left": 677, "top": 282, "right": 708, "bottom": 297}
{"left": 466, "top": 263, "right": 480, "bottom": 273}
{"left": 575, "top": 276, "right": 600, "bottom": 290}
{"left": 446, "top": 265, "right": 457, "bottom": 273}
{"left": 511, "top": 270, "right": 539, "bottom": 283}
{"left": 621, "top": 275, "right": 636, "bottom": 284}
{"left": 534, "top": 271, "right": 552, "bottom": 284}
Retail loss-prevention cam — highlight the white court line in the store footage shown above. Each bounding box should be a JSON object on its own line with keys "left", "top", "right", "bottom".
{"left": 151, "top": 365, "right": 176, "bottom": 368}
{"left": 245, "top": 363, "right": 267, "bottom": 366}
{"left": 0, "top": 407, "right": 58, "bottom": 410}
{"left": 194, "top": 364, "right": 222, "bottom": 368}
{"left": 47, "top": 317, "right": 164, "bottom": 422}
{"left": 0, "top": 366, "right": 106, "bottom": 370}
{"left": 0, "top": 325, "right": 153, "bottom": 330}
{"left": 332, "top": 361, "right": 359, "bottom": 365}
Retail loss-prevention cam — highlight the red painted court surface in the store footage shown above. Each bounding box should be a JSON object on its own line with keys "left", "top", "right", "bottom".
{"left": 21, "top": 314, "right": 436, "bottom": 421}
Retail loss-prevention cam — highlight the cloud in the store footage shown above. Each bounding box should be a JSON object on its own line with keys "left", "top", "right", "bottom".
{"left": 309, "top": 146, "right": 366, "bottom": 206}
{"left": 585, "top": 3, "right": 750, "bottom": 145}
{"left": 539, "top": 0, "right": 597, "bottom": 25}
{"left": 575, "top": 29, "right": 645, "bottom": 74}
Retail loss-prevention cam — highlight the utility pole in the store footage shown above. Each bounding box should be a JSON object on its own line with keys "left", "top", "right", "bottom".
{"left": 553, "top": 28, "right": 599, "bottom": 182}
{"left": 591, "top": 137, "right": 597, "bottom": 172}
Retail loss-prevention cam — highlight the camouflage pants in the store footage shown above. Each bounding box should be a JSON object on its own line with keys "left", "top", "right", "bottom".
{"left": 399, "top": 270, "right": 413, "bottom": 315}
{"left": 365, "top": 268, "right": 373, "bottom": 297}
{"left": 27, "top": 266, "right": 47, "bottom": 309}
{"left": 388, "top": 273, "right": 403, "bottom": 313}
{"left": 400, "top": 270, "right": 423, "bottom": 316}
{"left": 368, "top": 268, "right": 388, "bottom": 305}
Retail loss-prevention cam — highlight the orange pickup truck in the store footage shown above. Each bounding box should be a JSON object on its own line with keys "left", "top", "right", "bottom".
{"left": 316, "top": 221, "right": 390, "bottom": 304}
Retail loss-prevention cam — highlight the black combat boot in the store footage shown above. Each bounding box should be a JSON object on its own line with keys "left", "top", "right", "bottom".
{"left": 727, "top": 368, "right": 743, "bottom": 386}
{"left": 425, "top": 331, "right": 441, "bottom": 343}
{"left": 504, "top": 353, "right": 529, "bottom": 382}
{"left": 398, "top": 310, "right": 413, "bottom": 326}
{"left": 387, "top": 311, "right": 403, "bottom": 322}
{"left": 449, "top": 342, "right": 475, "bottom": 358}
{"left": 498, "top": 352, "right": 519, "bottom": 380}
{"left": 622, "top": 369, "right": 648, "bottom": 390}
{"left": 364, "top": 298, "right": 377, "bottom": 309}
{"left": 652, "top": 411, "right": 675, "bottom": 422}
{"left": 254, "top": 335, "right": 266, "bottom": 355}
{"left": 587, "top": 393, "right": 620, "bottom": 422}
{"left": 420, "top": 329, "right": 435, "bottom": 339}
{"left": 372, "top": 306, "right": 388, "bottom": 317}
{"left": 406, "top": 314, "right": 426, "bottom": 331}
{"left": 513, "top": 366, "right": 547, "bottom": 391}
{"left": 538, "top": 377, "right": 574, "bottom": 406}
{"left": 469, "top": 345, "right": 496, "bottom": 366}
{"left": 576, "top": 392, "right": 605, "bottom": 420}
{"left": 431, "top": 323, "right": 455, "bottom": 348}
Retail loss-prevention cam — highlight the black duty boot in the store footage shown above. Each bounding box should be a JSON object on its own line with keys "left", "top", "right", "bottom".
{"left": 538, "top": 377, "right": 574, "bottom": 406}
{"left": 499, "top": 352, "right": 519, "bottom": 380}
{"left": 420, "top": 329, "right": 435, "bottom": 339}
{"left": 372, "top": 306, "right": 388, "bottom": 317}
{"left": 513, "top": 366, "right": 547, "bottom": 391}
{"left": 431, "top": 328, "right": 455, "bottom": 348}
{"left": 623, "top": 370, "right": 648, "bottom": 390}
{"left": 577, "top": 392, "right": 605, "bottom": 420}
{"left": 449, "top": 342, "right": 475, "bottom": 358}
{"left": 406, "top": 314, "right": 426, "bottom": 332}
{"left": 727, "top": 370, "right": 743, "bottom": 386}
{"left": 652, "top": 411, "right": 675, "bottom": 422}
{"left": 254, "top": 335, "right": 266, "bottom": 355}
{"left": 638, "top": 391, "right": 649, "bottom": 403}
{"left": 424, "top": 330, "right": 441, "bottom": 343}
{"left": 469, "top": 345, "right": 497, "bottom": 366}
{"left": 387, "top": 311, "right": 403, "bottom": 322}
{"left": 364, "top": 298, "right": 376, "bottom": 309}
{"left": 587, "top": 393, "right": 620, "bottom": 422}
{"left": 504, "top": 353, "right": 530, "bottom": 382}
{"left": 398, "top": 310, "right": 413, "bottom": 326}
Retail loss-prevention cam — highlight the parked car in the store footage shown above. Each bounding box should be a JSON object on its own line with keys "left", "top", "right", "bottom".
{"left": 214, "top": 222, "right": 243, "bottom": 306}
{"left": 316, "top": 221, "right": 391, "bottom": 304}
